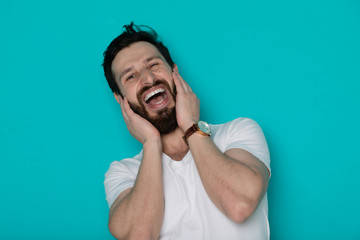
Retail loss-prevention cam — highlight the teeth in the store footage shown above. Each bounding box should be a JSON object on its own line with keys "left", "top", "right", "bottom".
{"left": 144, "top": 88, "right": 165, "bottom": 102}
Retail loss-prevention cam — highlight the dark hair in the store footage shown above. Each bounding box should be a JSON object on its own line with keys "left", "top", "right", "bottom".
{"left": 102, "top": 22, "right": 175, "bottom": 96}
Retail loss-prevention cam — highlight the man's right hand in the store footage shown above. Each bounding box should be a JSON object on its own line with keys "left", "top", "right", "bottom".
{"left": 110, "top": 96, "right": 165, "bottom": 240}
{"left": 120, "top": 97, "right": 161, "bottom": 145}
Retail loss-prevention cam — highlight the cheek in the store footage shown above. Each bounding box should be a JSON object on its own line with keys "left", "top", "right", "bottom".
{"left": 122, "top": 85, "right": 138, "bottom": 101}
{"left": 156, "top": 66, "right": 173, "bottom": 77}
{"left": 156, "top": 71, "right": 174, "bottom": 84}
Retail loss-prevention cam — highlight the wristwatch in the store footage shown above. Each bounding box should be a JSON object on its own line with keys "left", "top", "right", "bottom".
{"left": 182, "top": 121, "right": 211, "bottom": 145}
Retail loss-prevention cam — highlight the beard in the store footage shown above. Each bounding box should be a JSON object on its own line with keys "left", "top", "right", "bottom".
{"left": 128, "top": 79, "right": 178, "bottom": 135}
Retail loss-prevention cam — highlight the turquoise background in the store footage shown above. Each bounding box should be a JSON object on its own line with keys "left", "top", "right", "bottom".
{"left": 1, "top": 0, "right": 359, "bottom": 239}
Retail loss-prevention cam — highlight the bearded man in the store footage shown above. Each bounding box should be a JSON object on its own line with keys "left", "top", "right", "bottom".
{"left": 103, "top": 23, "right": 271, "bottom": 240}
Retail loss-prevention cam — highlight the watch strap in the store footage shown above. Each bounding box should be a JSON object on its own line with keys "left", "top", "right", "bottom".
{"left": 182, "top": 122, "right": 209, "bottom": 145}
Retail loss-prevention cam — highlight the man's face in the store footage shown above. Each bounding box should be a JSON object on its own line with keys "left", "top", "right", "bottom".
{"left": 111, "top": 41, "right": 178, "bottom": 134}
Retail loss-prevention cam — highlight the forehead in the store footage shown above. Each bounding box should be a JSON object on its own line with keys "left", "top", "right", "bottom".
{"left": 111, "top": 41, "right": 163, "bottom": 74}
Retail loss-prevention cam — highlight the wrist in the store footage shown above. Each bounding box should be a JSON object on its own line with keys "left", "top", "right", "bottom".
{"left": 142, "top": 138, "right": 163, "bottom": 163}
{"left": 143, "top": 136, "right": 162, "bottom": 149}
{"left": 180, "top": 120, "right": 197, "bottom": 133}
{"left": 182, "top": 120, "right": 211, "bottom": 145}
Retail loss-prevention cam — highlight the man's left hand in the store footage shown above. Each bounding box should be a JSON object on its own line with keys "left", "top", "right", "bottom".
{"left": 172, "top": 68, "right": 200, "bottom": 132}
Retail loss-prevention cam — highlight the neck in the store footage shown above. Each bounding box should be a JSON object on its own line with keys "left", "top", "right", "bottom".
{"left": 160, "top": 127, "right": 189, "bottom": 161}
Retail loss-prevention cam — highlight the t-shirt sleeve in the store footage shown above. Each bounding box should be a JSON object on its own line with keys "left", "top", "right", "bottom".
{"left": 104, "top": 158, "right": 140, "bottom": 208}
{"left": 224, "top": 118, "right": 271, "bottom": 175}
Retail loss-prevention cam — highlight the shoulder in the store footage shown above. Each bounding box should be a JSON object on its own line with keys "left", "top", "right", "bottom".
{"left": 210, "top": 117, "right": 261, "bottom": 137}
{"left": 104, "top": 151, "right": 143, "bottom": 208}
{"left": 210, "top": 117, "right": 270, "bottom": 172}
{"left": 105, "top": 151, "right": 143, "bottom": 177}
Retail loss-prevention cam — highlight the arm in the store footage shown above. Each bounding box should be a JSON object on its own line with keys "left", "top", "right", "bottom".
{"left": 187, "top": 135, "right": 269, "bottom": 223}
{"left": 108, "top": 97, "right": 164, "bottom": 240}
{"left": 173, "top": 70, "right": 269, "bottom": 223}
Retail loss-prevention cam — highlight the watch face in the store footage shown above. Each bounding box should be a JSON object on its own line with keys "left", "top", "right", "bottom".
{"left": 198, "top": 121, "right": 211, "bottom": 134}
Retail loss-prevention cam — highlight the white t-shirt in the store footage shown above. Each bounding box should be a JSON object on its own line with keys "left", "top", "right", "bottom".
{"left": 104, "top": 117, "right": 271, "bottom": 240}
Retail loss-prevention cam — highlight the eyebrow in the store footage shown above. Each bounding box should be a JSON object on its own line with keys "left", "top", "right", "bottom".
{"left": 119, "top": 56, "right": 163, "bottom": 81}
{"left": 144, "top": 56, "right": 162, "bottom": 63}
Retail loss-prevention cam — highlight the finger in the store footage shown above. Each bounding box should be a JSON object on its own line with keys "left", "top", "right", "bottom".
{"left": 173, "top": 71, "right": 185, "bottom": 94}
{"left": 125, "top": 98, "right": 142, "bottom": 122}
{"left": 175, "top": 71, "right": 192, "bottom": 93}
{"left": 123, "top": 97, "right": 136, "bottom": 120}
{"left": 123, "top": 97, "right": 134, "bottom": 117}
{"left": 119, "top": 97, "right": 129, "bottom": 121}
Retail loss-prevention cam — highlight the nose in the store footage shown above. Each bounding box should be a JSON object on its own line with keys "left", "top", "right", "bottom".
{"left": 140, "top": 68, "right": 155, "bottom": 86}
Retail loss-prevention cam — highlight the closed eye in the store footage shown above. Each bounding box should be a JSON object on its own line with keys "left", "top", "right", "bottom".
{"left": 149, "top": 62, "right": 159, "bottom": 69}
{"left": 125, "top": 74, "right": 136, "bottom": 81}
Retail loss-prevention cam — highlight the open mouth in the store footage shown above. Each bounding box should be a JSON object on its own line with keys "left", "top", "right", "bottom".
{"left": 142, "top": 86, "right": 170, "bottom": 110}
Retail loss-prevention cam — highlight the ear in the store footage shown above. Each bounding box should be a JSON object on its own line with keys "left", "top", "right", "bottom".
{"left": 172, "top": 63, "right": 178, "bottom": 73}
{"left": 113, "top": 93, "right": 122, "bottom": 104}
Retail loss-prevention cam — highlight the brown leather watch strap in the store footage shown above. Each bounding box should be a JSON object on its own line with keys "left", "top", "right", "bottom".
{"left": 182, "top": 123, "right": 199, "bottom": 145}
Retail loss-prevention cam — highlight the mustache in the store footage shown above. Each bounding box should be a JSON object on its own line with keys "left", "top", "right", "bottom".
{"left": 138, "top": 80, "right": 165, "bottom": 97}
{"left": 137, "top": 79, "right": 176, "bottom": 102}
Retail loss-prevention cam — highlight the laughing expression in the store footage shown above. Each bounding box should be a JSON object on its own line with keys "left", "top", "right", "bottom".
{"left": 111, "top": 41, "right": 178, "bottom": 133}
